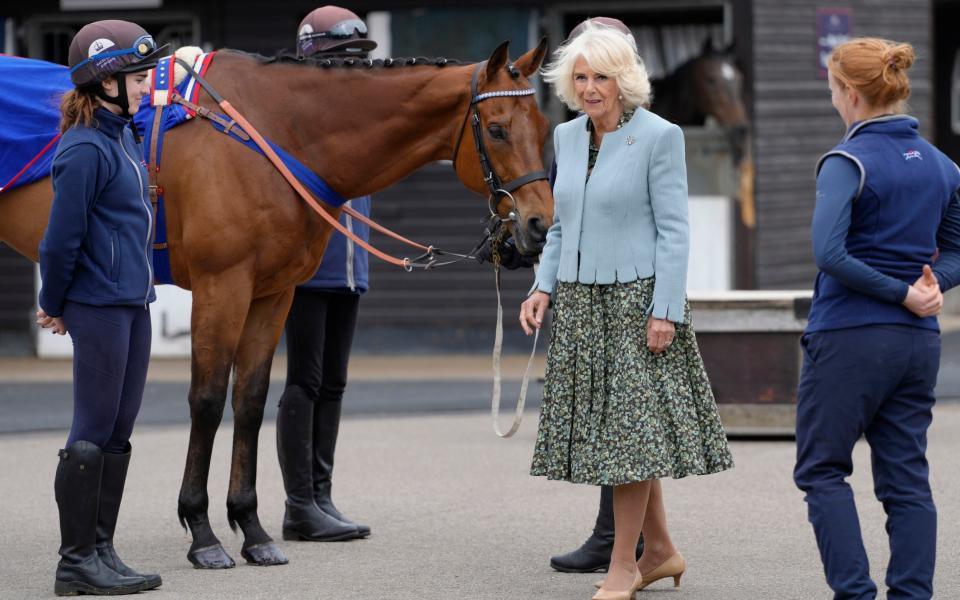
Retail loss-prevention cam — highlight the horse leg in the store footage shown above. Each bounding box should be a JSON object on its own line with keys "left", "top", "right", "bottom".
{"left": 177, "top": 272, "right": 253, "bottom": 569}
{"left": 227, "top": 289, "right": 295, "bottom": 566}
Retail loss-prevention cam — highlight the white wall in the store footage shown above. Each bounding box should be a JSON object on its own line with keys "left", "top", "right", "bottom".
{"left": 688, "top": 195, "right": 733, "bottom": 292}
{"left": 36, "top": 266, "right": 193, "bottom": 357}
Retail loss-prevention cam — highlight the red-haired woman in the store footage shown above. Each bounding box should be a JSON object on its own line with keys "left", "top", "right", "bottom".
{"left": 794, "top": 38, "right": 960, "bottom": 600}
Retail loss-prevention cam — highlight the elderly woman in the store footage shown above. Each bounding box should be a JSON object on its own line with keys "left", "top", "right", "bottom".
{"left": 520, "top": 22, "right": 733, "bottom": 600}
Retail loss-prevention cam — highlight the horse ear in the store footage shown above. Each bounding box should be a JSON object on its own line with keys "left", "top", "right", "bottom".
{"left": 514, "top": 37, "right": 548, "bottom": 78}
{"left": 486, "top": 40, "right": 510, "bottom": 80}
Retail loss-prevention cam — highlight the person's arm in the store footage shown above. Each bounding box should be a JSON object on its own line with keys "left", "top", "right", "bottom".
{"left": 38, "top": 143, "right": 105, "bottom": 317}
{"left": 933, "top": 189, "right": 960, "bottom": 292}
{"left": 531, "top": 149, "right": 562, "bottom": 295}
{"left": 812, "top": 155, "right": 909, "bottom": 302}
{"left": 648, "top": 124, "right": 689, "bottom": 323}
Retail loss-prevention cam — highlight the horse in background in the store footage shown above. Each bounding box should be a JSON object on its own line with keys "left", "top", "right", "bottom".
{"left": 650, "top": 40, "right": 755, "bottom": 228}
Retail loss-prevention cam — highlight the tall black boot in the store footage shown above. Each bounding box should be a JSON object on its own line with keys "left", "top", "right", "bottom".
{"left": 312, "top": 400, "right": 371, "bottom": 537}
{"left": 54, "top": 441, "right": 145, "bottom": 596}
{"left": 277, "top": 385, "right": 360, "bottom": 541}
{"left": 97, "top": 445, "right": 162, "bottom": 591}
{"left": 549, "top": 486, "right": 645, "bottom": 573}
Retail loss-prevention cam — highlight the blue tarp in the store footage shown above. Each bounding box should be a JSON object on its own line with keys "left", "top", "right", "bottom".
{"left": 0, "top": 55, "right": 72, "bottom": 192}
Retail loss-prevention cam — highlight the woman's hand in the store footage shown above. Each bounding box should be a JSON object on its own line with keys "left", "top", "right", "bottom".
{"left": 647, "top": 316, "right": 675, "bottom": 353}
{"left": 902, "top": 265, "right": 942, "bottom": 318}
{"left": 36, "top": 309, "right": 67, "bottom": 335}
{"left": 520, "top": 291, "right": 550, "bottom": 336}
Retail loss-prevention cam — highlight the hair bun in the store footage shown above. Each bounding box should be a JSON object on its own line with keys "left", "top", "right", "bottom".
{"left": 883, "top": 43, "right": 915, "bottom": 73}
{"left": 831, "top": 37, "right": 913, "bottom": 106}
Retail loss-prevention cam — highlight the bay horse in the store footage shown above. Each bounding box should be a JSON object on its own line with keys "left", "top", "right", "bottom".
{"left": 650, "top": 40, "right": 755, "bottom": 228}
{"left": 650, "top": 40, "right": 749, "bottom": 162}
{"left": 0, "top": 40, "right": 551, "bottom": 568}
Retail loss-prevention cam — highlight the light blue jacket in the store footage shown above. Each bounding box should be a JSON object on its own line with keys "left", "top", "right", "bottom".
{"left": 533, "top": 109, "right": 690, "bottom": 322}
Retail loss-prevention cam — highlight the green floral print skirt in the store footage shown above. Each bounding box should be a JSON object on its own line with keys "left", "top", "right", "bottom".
{"left": 530, "top": 278, "right": 734, "bottom": 486}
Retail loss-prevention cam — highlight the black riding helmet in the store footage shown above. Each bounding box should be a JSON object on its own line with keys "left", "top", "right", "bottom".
{"left": 68, "top": 20, "right": 169, "bottom": 116}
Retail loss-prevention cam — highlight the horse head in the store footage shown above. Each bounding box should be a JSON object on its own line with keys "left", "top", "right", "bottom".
{"left": 688, "top": 41, "right": 750, "bottom": 162}
{"left": 651, "top": 40, "right": 750, "bottom": 163}
{"left": 452, "top": 39, "right": 552, "bottom": 256}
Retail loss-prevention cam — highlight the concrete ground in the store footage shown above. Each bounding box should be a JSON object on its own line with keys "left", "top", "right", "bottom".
{"left": 0, "top": 402, "right": 958, "bottom": 599}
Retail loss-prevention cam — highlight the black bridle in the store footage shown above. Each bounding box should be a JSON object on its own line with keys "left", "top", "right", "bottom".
{"left": 451, "top": 61, "right": 549, "bottom": 226}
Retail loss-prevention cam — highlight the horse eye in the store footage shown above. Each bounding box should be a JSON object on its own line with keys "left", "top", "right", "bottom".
{"left": 488, "top": 124, "right": 507, "bottom": 140}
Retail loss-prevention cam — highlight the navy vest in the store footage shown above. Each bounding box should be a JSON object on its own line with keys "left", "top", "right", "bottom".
{"left": 806, "top": 116, "right": 960, "bottom": 333}
{"left": 298, "top": 195, "right": 370, "bottom": 294}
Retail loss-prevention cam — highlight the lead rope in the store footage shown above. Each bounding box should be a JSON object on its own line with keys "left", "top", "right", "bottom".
{"left": 490, "top": 228, "right": 540, "bottom": 438}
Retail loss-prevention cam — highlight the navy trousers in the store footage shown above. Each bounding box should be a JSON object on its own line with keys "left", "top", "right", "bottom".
{"left": 794, "top": 325, "right": 939, "bottom": 600}
{"left": 62, "top": 302, "right": 152, "bottom": 454}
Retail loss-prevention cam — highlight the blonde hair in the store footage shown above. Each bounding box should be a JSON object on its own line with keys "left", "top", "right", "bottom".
{"left": 541, "top": 21, "right": 651, "bottom": 111}
{"left": 828, "top": 37, "right": 914, "bottom": 110}
{"left": 59, "top": 88, "right": 100, "bottom": 133}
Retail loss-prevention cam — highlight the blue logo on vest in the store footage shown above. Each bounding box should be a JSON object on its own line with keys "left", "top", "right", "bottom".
{"left": 903, "top": 149, "right": 923, "bottom": 161}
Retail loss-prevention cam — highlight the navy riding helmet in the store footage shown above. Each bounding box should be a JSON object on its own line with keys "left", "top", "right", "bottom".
{"left": 68, "top": 20, "right": 169, "bottom": 116}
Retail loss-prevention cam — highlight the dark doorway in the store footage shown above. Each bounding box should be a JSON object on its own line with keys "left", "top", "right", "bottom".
{"left": 934, "top": 0, "right": 960, "bottom": 163}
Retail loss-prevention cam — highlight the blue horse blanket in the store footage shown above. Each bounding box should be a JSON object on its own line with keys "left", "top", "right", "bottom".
{"left": 0, "top": 55, "right": 72, "bottom": 192}
{"left": 1, "top": 53, "right": 348, "bottom": 285}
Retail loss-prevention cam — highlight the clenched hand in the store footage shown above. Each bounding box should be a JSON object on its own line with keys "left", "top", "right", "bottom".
{"left": 902, "top": 265, "right": 942, "bottom": 318}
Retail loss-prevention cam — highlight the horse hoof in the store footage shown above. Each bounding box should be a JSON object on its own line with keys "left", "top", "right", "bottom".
{"left": 188, "top": 544, "right": 236, "bottom": 569}
{"left": 241, "top": 541, "right": 288, "bottom": 566}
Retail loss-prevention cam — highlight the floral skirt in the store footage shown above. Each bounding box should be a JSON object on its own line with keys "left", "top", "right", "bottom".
{"left": 530, "top": 278, "right": 734, "bottom": 486}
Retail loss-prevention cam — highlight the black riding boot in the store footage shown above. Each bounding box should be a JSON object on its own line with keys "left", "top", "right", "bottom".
{"left": 549, "top": 486, "right": 645, "bottom": 573}
{"left": 54, "top": 441, "right": 145, "bottom": 596}
{"left": 277, "top": 386, "right": 359, "bottom": 541}
{"left": 312, "top": 400, "right": 371, "bottom": 537}
{"left": 97, "top": 445, "right": 162, "bottom": 591}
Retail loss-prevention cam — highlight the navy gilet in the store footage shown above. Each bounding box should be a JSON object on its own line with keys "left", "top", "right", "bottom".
{"left": 806, "top": 116, "right": 960, "bottom": 333}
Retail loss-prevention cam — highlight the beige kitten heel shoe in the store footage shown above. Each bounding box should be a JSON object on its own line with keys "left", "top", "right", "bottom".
{"left": 591, "top": 570, "right": 642, "bottom": 600}
{"left": 635, "top": 551, "right": 685, "bottom": 590}
{"left": 594, "top": 551, "right": 687, "bottom": 591}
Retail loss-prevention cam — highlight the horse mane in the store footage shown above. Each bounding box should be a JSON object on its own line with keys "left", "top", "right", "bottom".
{"left": 220, "top": 48, "right": 465, "bottom": 69}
